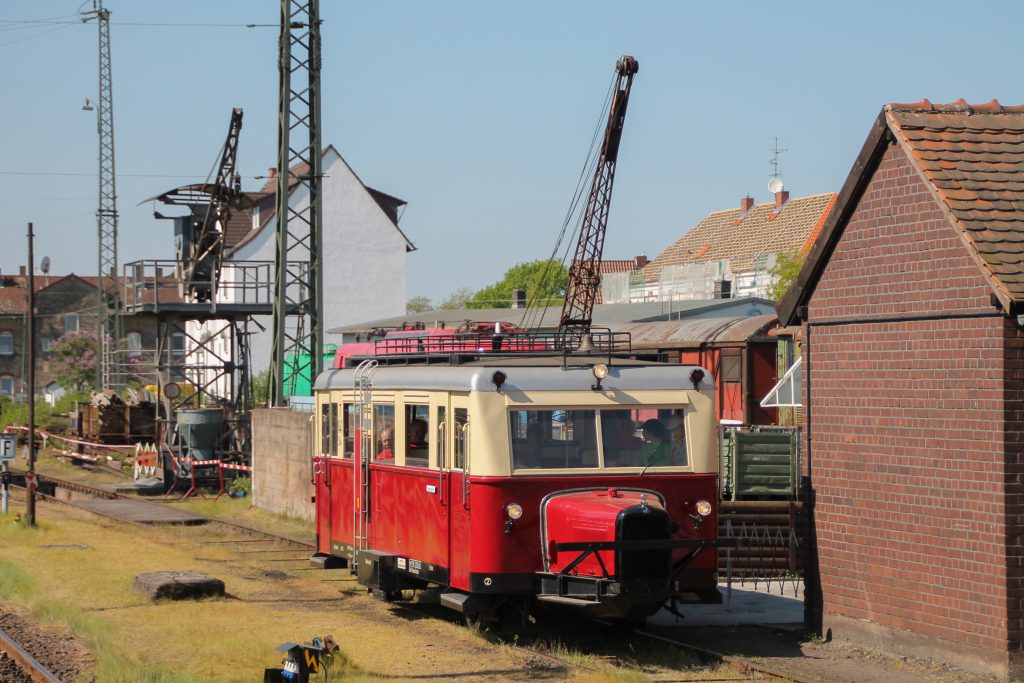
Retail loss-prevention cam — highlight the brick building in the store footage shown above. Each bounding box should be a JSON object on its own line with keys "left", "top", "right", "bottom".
{"left": 0, "top": 271, "right": 159, "bottom": 400}
{"left": 779, "top": 100, "right": 1024, "bottom": 678}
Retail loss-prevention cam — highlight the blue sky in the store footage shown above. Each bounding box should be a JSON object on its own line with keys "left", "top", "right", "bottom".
{"left": 3, "top": 1, "right": 1024, "bottom": 305}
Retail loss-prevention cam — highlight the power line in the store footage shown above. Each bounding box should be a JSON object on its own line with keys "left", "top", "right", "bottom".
{"left": 0, "top": 18, "right": 276, "bottom": 28}
{"left": 0, "top": 171, "right": 270, "bottom": 179}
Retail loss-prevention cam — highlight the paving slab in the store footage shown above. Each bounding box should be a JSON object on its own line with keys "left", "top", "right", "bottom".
{"left": 74, "top": 498, "right": 207, "bottom": 525}
{"left": 650, "top": 579, "right": 804, "bottom": 627}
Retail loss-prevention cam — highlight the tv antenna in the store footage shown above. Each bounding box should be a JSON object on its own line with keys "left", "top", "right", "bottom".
{"left": 769, "top": 136, "right": 788, "bottom": 180}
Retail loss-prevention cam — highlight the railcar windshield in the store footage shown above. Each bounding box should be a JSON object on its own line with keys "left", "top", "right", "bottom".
{"left": 509, "top": 406, "right": 687, "bottom": 470}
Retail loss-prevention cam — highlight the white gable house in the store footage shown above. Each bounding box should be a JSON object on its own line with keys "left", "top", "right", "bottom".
{"left": 192, "top": 145, "right": 414, "bottom": 394}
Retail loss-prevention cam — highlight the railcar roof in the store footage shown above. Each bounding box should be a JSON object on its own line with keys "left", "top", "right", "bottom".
{"left": 314, "top": 357, "right": 712, "bottom": 393}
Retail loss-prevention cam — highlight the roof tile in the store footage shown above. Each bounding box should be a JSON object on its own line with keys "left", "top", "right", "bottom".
{"left": 891, "top": 101, "right": 1024, "bottom": 302}
{"left": 643, "top": 193, "right": 836, "bottom": 282}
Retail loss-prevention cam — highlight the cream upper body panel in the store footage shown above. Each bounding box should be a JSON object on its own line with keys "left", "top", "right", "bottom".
{"left": 314, "top": 359, "right": 717, "bottom": 476}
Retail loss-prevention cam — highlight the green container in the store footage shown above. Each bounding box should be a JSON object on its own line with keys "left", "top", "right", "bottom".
{"left": 283, "top": 344, "right": 338, "bottom": 398}
{"left": 726, "top": 429, "right": 798, "bottom": 499}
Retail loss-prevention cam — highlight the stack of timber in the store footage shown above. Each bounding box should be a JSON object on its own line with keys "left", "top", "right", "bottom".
{"left": 81, "top": 391, "right": 157, "bottom": 445}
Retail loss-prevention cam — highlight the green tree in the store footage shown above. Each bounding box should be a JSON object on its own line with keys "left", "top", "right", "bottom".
{"left": 767, "top": 251, "right": 807, "bottom": 301}
{"left": 439, "top": 287, "right": 474, "bottom": 310}
{"left": 406, "top": 295, "right": 433, "bottom": 313}
{"left": 50, "top": 331, "right": 99, "bottom": 393}
{"left": 466, "top": 260, "right": 569, "bottom": 309}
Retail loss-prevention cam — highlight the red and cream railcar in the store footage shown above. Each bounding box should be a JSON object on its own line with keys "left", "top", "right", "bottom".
{"left": 311, "top": 348, "right": 726, "bottom": 626}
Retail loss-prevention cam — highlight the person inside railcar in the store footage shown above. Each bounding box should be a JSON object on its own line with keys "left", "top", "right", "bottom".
{"left": 376, "top": 425, "right": 394, "bottom": 461}
{"left": 639, "top": 418, "right": 669, "bottom": 466}
{"left": 666, "top": 412, "right": 687, "bottom": 466}
{"left": 408, "top": 418, "right": 428, "bottom": 450}
{"left": 601, "top": 411, "right": 642, "bottom": 465}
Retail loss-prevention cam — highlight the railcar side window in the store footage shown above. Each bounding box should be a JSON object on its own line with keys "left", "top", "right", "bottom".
{"left": 320, "top": 402, "right": 338, "bottom": 456}
{"left": 374, "top": 404, "right": 395, "bottom": 462}
{"left": 341, "top": 403, "right": 356, "bottom": 459}
{"left": 509, "top": 409, "right": 598, "bottom": 470}
{"left": 453, "top": 408, "right": 468, "bottom": 469}
{"left": 404, "top": 404, "right": 429, "bottom": 467}
{"left": 601, "top": 408, "right": 687, "bottom": 467}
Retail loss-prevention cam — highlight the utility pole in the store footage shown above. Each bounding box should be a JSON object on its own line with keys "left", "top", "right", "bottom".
{"left": 270, "top": 0, "right": 324, "bottom": 406}
{"left": 26, "top": 223, "right": 36, "bottom": 527}
{"left": 81, "top": 0, "right": 121, "bottom": 391}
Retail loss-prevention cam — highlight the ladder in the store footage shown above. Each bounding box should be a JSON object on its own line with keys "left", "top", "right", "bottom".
{"left": 352, "top": 360, "right": 378, "bottom": 551}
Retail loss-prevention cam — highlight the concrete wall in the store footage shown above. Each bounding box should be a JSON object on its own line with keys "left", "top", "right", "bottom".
{"left": 252, "top": 408, "right": 314, "bottom": 521}
{"left": 806, "top": 141, "right": 1014, "bottom": 677}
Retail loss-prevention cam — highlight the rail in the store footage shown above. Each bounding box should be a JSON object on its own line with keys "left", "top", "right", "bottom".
{"left": 0, "top": 625, "right": 64, "bottom": 683}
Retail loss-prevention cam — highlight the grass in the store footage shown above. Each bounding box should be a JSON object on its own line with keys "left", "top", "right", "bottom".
{"left": 0, "top": 506, "right": 360, "bottom": 682}
{"left": 165, "top": 495, "right": 316, "bottom": 541}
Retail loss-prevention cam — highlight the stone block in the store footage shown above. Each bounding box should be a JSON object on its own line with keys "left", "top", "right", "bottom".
{"left": 132, "top": 571, "right": 225, "bottom": 601}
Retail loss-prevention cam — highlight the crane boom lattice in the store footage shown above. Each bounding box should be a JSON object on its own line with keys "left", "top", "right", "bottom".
{"left": 558, "top": 55, "right": 638, "bottom": 348}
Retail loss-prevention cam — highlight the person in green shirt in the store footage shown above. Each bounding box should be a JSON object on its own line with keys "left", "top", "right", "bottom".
{"left": 639, "top": 419, "right": 669, "bottom": 466}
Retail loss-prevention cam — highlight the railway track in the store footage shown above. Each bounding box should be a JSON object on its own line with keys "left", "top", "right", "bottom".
{"left": 0, "top": 624, "right": 67, "bottom": 683}
{"left": 7, "top": 471, "right": 813, "bottom": 682}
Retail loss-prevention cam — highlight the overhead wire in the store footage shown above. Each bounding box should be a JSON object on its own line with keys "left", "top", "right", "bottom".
{"left": 0, "top": 21, "right": 75, "bottom": 47}
{"left": 518, "top": 72, "right": 616, "bottom": 331}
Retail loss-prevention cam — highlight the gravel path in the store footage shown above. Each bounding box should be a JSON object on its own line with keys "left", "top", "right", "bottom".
{"left": 0, "top": 607, "right": 86, "bottom": 682}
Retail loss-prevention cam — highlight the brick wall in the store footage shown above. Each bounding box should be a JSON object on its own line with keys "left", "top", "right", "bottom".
{"left": 806, "top": 141, "right": 1013, "bottom": 672}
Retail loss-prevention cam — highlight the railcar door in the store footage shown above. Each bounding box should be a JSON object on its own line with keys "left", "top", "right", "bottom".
{"left": 446, "top": 395, "right": 471, "bottom": 589}
{"left": 314, "top": 397, "right": 337, "bottom": 554}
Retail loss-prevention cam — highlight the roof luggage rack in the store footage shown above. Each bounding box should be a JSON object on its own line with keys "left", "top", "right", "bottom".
{"left": 363, "top": 328, "right": 633, "bottom": 367}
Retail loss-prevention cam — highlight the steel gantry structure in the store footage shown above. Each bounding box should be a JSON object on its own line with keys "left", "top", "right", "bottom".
{"left": 269, "top": 0, "right": 324, "bottom": 406}
{"left": 81, "top": 0, "right": 122, "bottom": 389}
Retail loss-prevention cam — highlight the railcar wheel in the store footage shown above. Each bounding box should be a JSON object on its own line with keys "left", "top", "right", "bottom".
{"left": 464, "top": 608, "right": 501, "bottom": 632}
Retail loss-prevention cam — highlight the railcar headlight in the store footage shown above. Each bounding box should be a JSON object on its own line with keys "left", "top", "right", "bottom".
{"left": 505, "top": 503, "right": 523, "bottom": 520}
{"left": 592, "top": 363, "right": 609, "bottom": 380}
{"left": 695, "top": 499, "right": 712, "bottom": 517}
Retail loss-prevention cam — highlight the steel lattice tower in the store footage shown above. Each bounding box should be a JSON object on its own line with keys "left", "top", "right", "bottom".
{"left": 270, "top": 0, "right": 323, "bottom": 405}
{"left": 82, "top": 0, "right": 121, "bottom": 389}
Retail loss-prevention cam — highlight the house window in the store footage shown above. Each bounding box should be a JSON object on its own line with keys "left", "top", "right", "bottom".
{"left": 64, "top": 314, "right": 79, "bottom": 334}
{"left": 41, "top": 338, "right": 51, "bottom": 354}
{"left": 171, "top": 332, "right": 186, "bottom": 358}
{"left": 126, "top": 332, "right": 143, "bottom": 359}
{"left": 0, "top": 376, "right": 13, "bottom": 396}
{"left": 0, "top": 332, "right": 12, "bottom": 356}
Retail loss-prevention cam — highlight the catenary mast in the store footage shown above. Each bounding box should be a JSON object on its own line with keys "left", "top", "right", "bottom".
{"left": 81, "top": 0, "right": 121, "bottom": 389}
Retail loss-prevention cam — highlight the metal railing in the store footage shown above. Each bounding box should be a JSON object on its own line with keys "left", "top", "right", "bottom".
{"left": 121, "top": 259, "right": 285, "bottom": 313}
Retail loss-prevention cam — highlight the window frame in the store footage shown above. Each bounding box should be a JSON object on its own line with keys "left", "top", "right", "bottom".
{"left": 0, "top": 332, "right": 13, "bottom": 356}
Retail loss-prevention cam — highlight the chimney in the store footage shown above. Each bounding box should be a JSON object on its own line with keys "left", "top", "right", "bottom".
{"left": 19, "top": 266, "right": 26, "bottom": 276}
{"left": 267, "top": 167, "right": 277, "bottom": 180}
{"left": 774, "top": 190, "right": 790, "bottom": 208}
{"left": 633, "top": 254, "right": 649, "bottom": 269}
{"left": 713, "top": 279, "right": 733, "bottom": 299}
{"left": 511, "top": 288, "right": 527, "bottom": 309}
{"left": 740, "top": 195, "right": 755, "bottom": 213}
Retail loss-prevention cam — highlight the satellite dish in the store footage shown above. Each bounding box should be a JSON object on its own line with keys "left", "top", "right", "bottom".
{"left": 40, "top": 256, "right": 50, "bottom": 274}
{"left": 768, "top": 177, "right": 785, "bottom": 194}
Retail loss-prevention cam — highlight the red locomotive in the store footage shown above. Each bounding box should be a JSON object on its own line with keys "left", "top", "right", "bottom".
{"left": 311, "top": 330, "right": 728, "bottom": 627}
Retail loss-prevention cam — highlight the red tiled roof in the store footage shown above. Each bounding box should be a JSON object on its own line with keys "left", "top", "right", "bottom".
{"left": 780, "top": 99, "right": 1024, "bottom": 325}
{"left": 887, "top": 99, "right": 1024, "bottom": 302}
{"left": 644, "top": 193, "right": 837, "bottom": 282}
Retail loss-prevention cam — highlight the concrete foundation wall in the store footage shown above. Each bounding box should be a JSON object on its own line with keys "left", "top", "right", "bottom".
{"left": 252, "top": 408, "right": 314, "bottom": 521}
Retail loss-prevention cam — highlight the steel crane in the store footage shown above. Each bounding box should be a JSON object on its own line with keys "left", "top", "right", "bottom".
{"left": 557, "top": 55, "right": 638, "bottom": 346}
